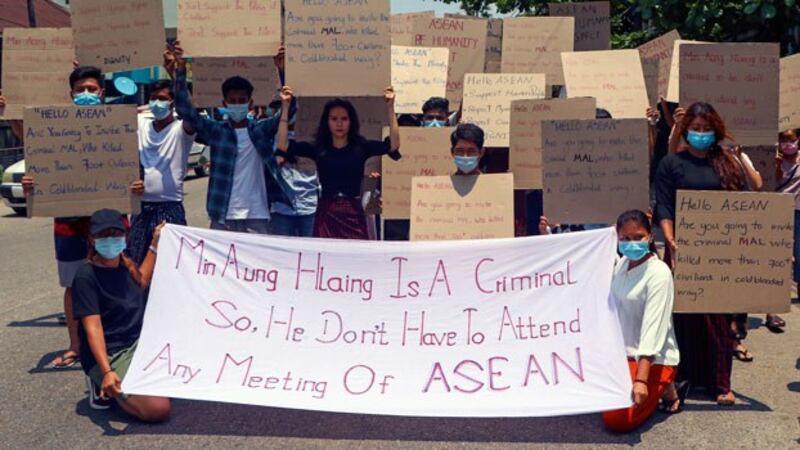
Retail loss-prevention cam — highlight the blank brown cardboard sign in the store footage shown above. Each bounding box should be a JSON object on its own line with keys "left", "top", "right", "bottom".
{"left": 285, "top": 0, "right": 390, "bottom": 97}
{"left": 501, "top": 17, "right": 574, "bottom": 86}
{"left": 70, "top": 0, "right": 165, "bottom": 72}
{"left": 674, "top": 190, "right": 793, "bottom": 313}
{"left": 191, "top": 58, "right": 280, "bottom": 108}
{"left": 391, "top": 46, "right": 449, "bottom": 114}
{"left": 743, "top": 146, "right": 778, "bottom": 193}
{"left": 391, "top": 11, "right": 435, "bottom": 46}
{"left": 509, "top": 97, "right": 596, "bottom": 189}
{"left": 410, "top": 16, "right": 487, "bottom": 106}
{"left": 294, "top": 97, "right": 388, "bottom": 142}
{"left": 0, "top": 28, "right": 74, "bottom": 120}
{"left": 548, "top": 1, "right": 610, "bottom": 51}
{"left": 678, "top": 43, "right": 780, "bottom": 146}
{"left": 381, "top": 128, "right": 454, "bottom": 219}
{"left": 561, "top": 49, "right": 649, "bottom": 119}
{"left": 542, "top": 119, "right": 650, "bottom": 223}
{"left": 23, "top": 105, "right": 141, "bottom": 217}
{"left": 410, "top": 173, "right": 515, "bottom": 241}
{"left": 780, "top": 53, "right": 800, "bottom": 132}
{"left": 641, "top": 57, "right": 660, "bottom": 108}
{"left": 461, "top": 73, "right": 547, "bottom": 147}
{"left": 637, "top": 30, "right": 681, "bottom": 102}
{"left": 178, "top": 0, "right": 281, "bottom": 57}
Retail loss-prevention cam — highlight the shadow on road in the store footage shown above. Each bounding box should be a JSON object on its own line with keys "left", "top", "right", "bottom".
{"left": 8, "top": 312, "right": 65, "bottom": 329}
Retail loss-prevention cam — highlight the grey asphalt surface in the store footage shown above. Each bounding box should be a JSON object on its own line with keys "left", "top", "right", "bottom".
{"left": 1, "top": 175, "right": 798, "bottom": 449}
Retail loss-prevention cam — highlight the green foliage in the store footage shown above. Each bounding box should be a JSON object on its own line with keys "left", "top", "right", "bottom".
{"left": 435, "top": 0, "right": 800, "bottom": 54}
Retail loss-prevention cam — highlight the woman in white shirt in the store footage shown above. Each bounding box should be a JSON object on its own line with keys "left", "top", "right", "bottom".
{"left": 603, "top": 210, "right": 683, "bottom": 433}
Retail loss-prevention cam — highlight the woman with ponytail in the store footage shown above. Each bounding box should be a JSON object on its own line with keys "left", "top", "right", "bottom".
{"left": 654, "top": 102, "right": 741, "bottom": 405}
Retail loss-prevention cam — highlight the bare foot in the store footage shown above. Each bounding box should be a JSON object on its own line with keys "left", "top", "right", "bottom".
{"left": 716, "top": 391, "right": 735, "bottom": 405}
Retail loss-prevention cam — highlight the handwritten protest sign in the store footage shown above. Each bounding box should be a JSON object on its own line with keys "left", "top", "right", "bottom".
{"left": 191, "top": 58, "right": 280, "bottom": 108}
{"left": 561, "top": 50, "right": 649, "bottom": 119}
{"left": 743, "top": 146, "right": 778, "bottom": 192}
{"left": 122, "top": 224, "right": 631, "bottom": 416}
{"left": 411, "top": 173, "right": 515, "bottom": 241}
{"left": 410, "top": 16, "right": 487, "bottom": 105}
{"left": 461, "top": 74, "right": 547, "bottom": 147}
{"left": 382, "top": 128, "right": 454, "bottom": 219}
{"left": 674, "top": 190, "right": 793, "bottom": 313}
{"left": 501, "top": 17, "right": 574, "bottom": 86}
{"left": 542, "top": 119, "right": 649, "bottom": 224}
{"left": 391, "top": 11, "right": 434, "bottom": 46}
{"left": 285, "top": 0, "right": 390, "bottom": 97}
{"left": 779, "top": 53, "right": 800, "bottom": 131}
{"left": 0, "top": 28, "right": 74, "bottom": 120}
{"left": 23, "top": 105, "right": 140, "bottom": 217}
{"left": 664, "top": 40, "right": 708, "bottom": 102}
{"left": 678, "top": 43, "right": 780, "bottom": 146}
{"left": 391, "top": 46, "right": 449, "bottom": 114}
{"left": 548, "top": 1, "right": 610, "bottom": 51}
{"left": 445, "top": 14, "right": 503, "bottom": 73}
{"left": 637, "top": 30, "right": 681, "bottom": 102}
{"left": 69, "top": 0, "right": 165, "bottom": 72}
{"left": 294, "top": 97, "right": 388, "bottom": 142}
{"left": 509, "top": 98, "right": 597, "bottom": 189}
{"left": 178, "top": 0, "right": 281, "bottom": 57}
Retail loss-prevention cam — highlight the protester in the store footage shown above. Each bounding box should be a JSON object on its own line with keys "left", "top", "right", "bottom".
{"left": 421, "top": 96, "right": 452, "bottom": 127}
{"left": 603, "top": 210, "right": 682, "bottom": 433}
{"left": 72, "top": 209, "right": 170, "bottom": 421}
{"left": 169, "top": 42, "right": 295, "bottom": 234}
{"left": 655, "top": 101, "right": 743, "bottom": 405}
{"left": 270, "top": 124, "right": 320, "bottom": 237}
{"left": 276, "top": 86, "right": 401, "bottom": 239}
{"left": 128, "top": 79, "right": 195, "bottom": 264}
{"left": 451, "top": 123, "right": 485, "bottom": 175}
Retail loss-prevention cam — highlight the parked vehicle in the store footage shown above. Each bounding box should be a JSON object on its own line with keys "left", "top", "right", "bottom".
{"left": 0, "top": 159, "right": 26, "bottom": 216}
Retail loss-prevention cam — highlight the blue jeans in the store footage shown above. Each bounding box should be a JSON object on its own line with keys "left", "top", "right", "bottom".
{"left": 269, "top": 213, "right": 315, "bottom": 237}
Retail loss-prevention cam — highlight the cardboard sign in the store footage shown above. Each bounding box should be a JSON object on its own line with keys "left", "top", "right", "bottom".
{"left": 542, "top": 119, "right": 649, "bottom": 223}
{"left": 0, "top": 28, "right": 74, "bottom": 120}
{"left": 445, "top": 14, "right": 503, "bottom": 73}
{"left": 743, "top": 146, "right": 778, "bottom": 192}
{"left": 381, "top": 128, "right": 454, "bottom": 219}
{"left": 294, "top": 97, "right": 388, "bottom": 142}
{"left": 410, "top": 173, "right": 514, "bottom": 241}
{"left": 410, "top": 16, "right": 487, "bottom": 106}
{"left": 69, "top": 0, "right": 165, "bottom": 72}
{"left": 664, "top": 40, "right": 707, "bottom": 102}
{"left": 637, "top": 29, "right": 681, "bottom": 101}
{"left": 285, "top": 0, "right": 390, "bottom": 97}
{"left": 509, "top": 97, "right": 597, "bottom": 189}
{"left": 391, "top": 46, "right": 449, "bottom": 114}
{"left": 391, "top": 11, "right": 435, "bottom": 46}
{"left": 674, "top": 190, "right": 793, "bottom": 313}
{"left": 561, "top": 50, "right": 649, "bottom": 119}
{"left": 641, "top": 57, "right": 660, "bottom": 108}
{"left": 779, "top": 53, "right": 800, "bottom": 132}
{"left": 23, "top": 105, "right": 141, "bottom": 217}
{"left": 548, "top": 1, "right": 610, "bottom": 51}
{"left": 191, "top": 58, "right": 280, "bottom": 108}
{"left": 461, "top": 74, "right": 547, "bottom": 147}
{"left": 178, "top": 0, "right": 281, "bottom": 57}
{"left": 501, "top": 17, "right": 574, "bottom": 86}
{"left": 678, "top": 43, "right": 780, "bottom": 146}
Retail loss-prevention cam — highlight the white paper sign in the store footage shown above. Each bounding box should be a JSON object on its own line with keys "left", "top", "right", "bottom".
{"left": 123, "top": 225, "right": 632, "bottom": 417}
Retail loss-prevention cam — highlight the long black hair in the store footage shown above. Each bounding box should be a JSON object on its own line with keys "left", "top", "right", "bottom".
{"left": 314, "top": 98, "right": 364, "bottom": 149}
{"left": 615, "top": 209, "right": 658, "bottom": 254}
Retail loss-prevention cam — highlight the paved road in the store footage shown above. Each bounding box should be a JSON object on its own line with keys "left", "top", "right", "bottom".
{"left": 1, "top": 176, "right": 798, "bottom": 449}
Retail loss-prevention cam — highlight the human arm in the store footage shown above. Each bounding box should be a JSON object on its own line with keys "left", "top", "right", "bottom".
{"left": 735, "top": 148, "right": 763, "bottom": 191}
{"left": 646, "top": 106, "right": 660, "bottom": 160}
{"left": 632, "top": 356, "right": 653, "bottom": 406}
{"left": 81, "top": 315, "right": 122, "bottom": 399}
{"left": 667, "top": 107, "right": 686, "bottom": 154}
{"left": 654, "top": 157, "right": 677, "bottom": 267}
{"left": 276, "top": 86, "right": 293, "bottom": 153}
{"left": 169, "top": 41, "right": 204, "bottom": 138}
{"left": 385, "top": 86, "right": 401, "bottom": 158}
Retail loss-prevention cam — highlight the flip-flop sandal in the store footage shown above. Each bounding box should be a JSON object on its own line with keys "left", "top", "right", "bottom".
{"left": 50, "top": 351, "right": 79, "bottom": 369}
{"left": 659, "top": 396, "right": 682, "bottom": 414}
{"left": 734, "top": 348, "right": 754, "bottom": 362}
{"left": 766, "top": 316, "right": 786, "bottom": 333}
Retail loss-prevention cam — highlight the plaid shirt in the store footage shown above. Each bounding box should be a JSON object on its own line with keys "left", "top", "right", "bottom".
{"left": 174, "top": 69, "right": 294, "bottom": 223}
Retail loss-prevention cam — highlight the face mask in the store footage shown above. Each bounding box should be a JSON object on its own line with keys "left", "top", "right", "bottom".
{"left": 94, "top": 237, "right": 127, "bottom": 259}
{"left": 780, "top": 141, "right": 799, "bottom": 156}
{"left": 149, "top": 100, "right": 172, "bottom": 120}
{"left": 454, "top": 155, "right": 479, "bottom": 173}
{"left": 618, "top": 240, "right": 651, "bottom": 261}
{"left": 686, "top": 131, "right": 716, "bottom": 151}
{"left": 73, "top": 91, "right": 102, "bottom": 106}
{"left": 423, "top": 119, "right": 446, "bottom": 128}
{"left": 224, "top": 104, "right": 250, "bottom": 123}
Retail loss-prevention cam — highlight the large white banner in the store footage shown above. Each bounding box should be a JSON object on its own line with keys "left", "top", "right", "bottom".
{"left": 123, "top": 225, "right": 632, "bottom": 417}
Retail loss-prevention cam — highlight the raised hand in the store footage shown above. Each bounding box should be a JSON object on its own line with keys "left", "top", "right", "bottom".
{"left": 384, "top": 86, "right": 396, "bottom": 108}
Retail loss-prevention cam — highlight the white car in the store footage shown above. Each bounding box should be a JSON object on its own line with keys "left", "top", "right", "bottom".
{"left": 0, "top": 159, "right": 26, "bottom": 216}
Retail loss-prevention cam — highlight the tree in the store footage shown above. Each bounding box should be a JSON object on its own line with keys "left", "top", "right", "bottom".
{"left": 435, "top": 0, "right": 800, "bottom": 55}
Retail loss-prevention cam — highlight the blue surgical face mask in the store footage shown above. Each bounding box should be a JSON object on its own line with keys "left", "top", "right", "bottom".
{"left": 94, "top": 237, "right": 127, "bottom": 259}
{"left": 454, "top": 155, "right": 479, "bottom": 173}
{"left": 424, "top": 119, "right": 446, "bottom": 128}
{"left": 73, "top": 90, "right": 102, "bottom": 106}
{"left": 224, "top": 104, "right": 250, "bottom": 123}
{"left": 149, "top": 99, "right": 172, "bottom": 120}
{"left": 686, "top": 131, "right": 716, "bottom": 151}
{"left": 618, "top": 240, "right": 651, "bottom": 261}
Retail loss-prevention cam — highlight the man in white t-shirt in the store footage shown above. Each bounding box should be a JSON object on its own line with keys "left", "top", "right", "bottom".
{"left": 128, "top": 79, "right": 196, "bottom": 263}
